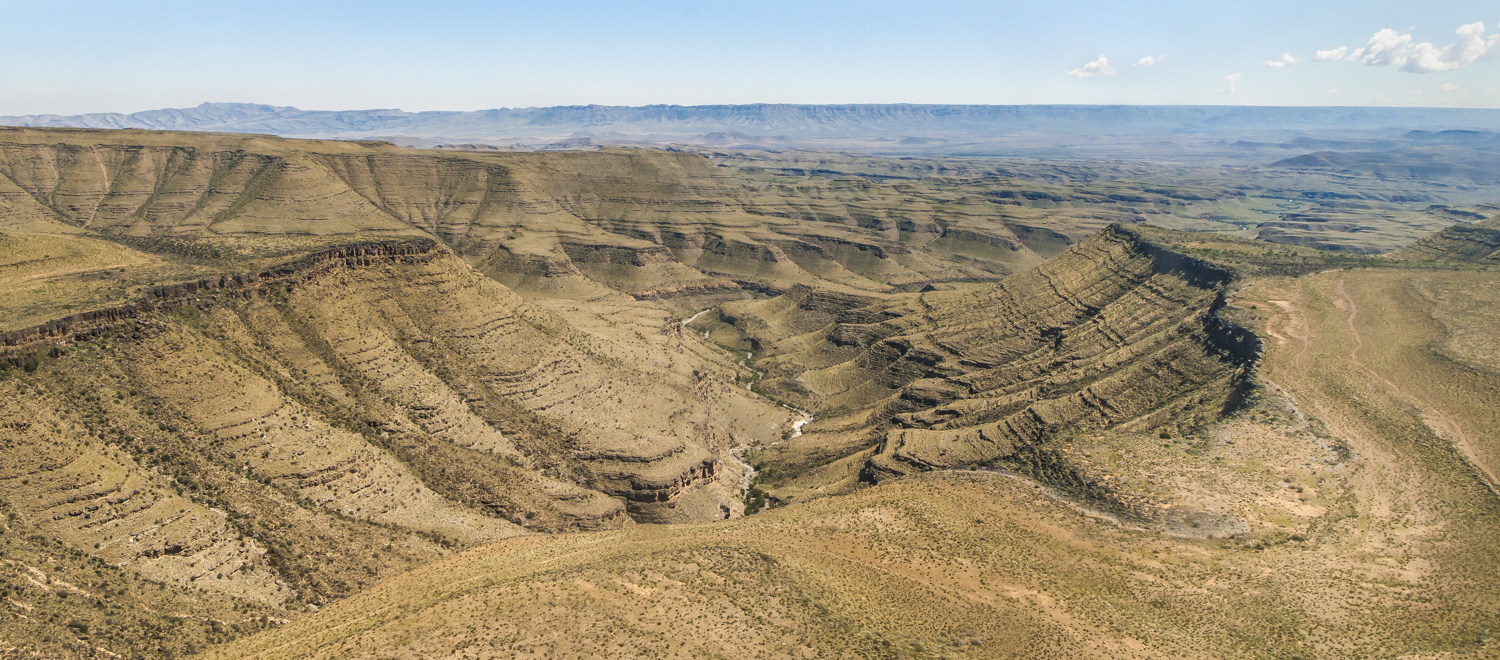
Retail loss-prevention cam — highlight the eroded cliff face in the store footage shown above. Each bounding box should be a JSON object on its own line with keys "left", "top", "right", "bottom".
{"left": 0, "top": 128, "right": 1081, "bottom": 307}
{"left": 0, "top": 235, "right": 784, "bottom": 622}
{"left": 0, "top": 129, "right": 1291, "bottom": 657}
{"left": 706, "top": 226, "right": 1260, "bottom": 508}
{"left": 1, "top": 239, "right": 440, "bottom": 356}
{"left": 1395, "top": 216, "right": 1500, "bottom": 263}
{"left": 859, "top": 227, "right": 1258, "bottom": 478}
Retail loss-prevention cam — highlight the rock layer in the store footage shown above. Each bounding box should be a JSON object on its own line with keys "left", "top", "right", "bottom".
{"left": 708, "top": 225, "right": 1260, "bottom": 503}
{"left": 0, "top": 232, "right": 786, "bottom": 624}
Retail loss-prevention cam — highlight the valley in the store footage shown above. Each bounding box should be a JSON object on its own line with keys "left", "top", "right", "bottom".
{"left": 0, "top": 126, "right": 1497, "bottom": 658}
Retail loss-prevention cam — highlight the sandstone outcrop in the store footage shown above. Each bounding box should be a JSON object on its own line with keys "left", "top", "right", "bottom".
{"left": 706, "top": 225, "right": 1262, "bottom": 507}
{"left": 0, "top": 227, "right": 787, "bottom": 636}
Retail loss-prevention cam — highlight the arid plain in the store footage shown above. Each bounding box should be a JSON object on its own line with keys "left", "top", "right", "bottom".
{"left": 1, "top": 126, "right": 1498, "bottom": 659}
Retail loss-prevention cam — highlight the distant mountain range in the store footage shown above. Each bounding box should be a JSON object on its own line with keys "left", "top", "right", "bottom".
{"left": 5, "top": 103, "right": 1500, "bottom": 148}
{"left": 1260, "top": 129, "right": 1500, "bottom": 184}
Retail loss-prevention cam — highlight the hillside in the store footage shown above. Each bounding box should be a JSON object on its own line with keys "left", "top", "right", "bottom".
{"left": 2, "top": 128, "right": 1499, "bottom": 658}
{"left": 693, "top": 226, "right": 1260, "bottom": 515}
{"left": 0, "top": 126, "right": 1479, "bottom": 308}
{"left": 0, "top": 127, "right": 1104, "bottom": 304}
{"left": 201, "top": 227, "right": 1500, "bottom": 660}
{"left": 0, "top": 233, "right": 785, "bottom": 657}
{"left": 1395, "top": 215, "right": 1500, "bottom": 263}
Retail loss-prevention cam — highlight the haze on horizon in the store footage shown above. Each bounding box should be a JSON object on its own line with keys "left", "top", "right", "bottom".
{"left": 2, "top": 0, "right": 1498, "bottom": 116}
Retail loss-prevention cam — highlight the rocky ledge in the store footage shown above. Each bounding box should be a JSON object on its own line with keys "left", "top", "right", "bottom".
{"left": 1, "top": 239, "right": 442, "bottom": 366}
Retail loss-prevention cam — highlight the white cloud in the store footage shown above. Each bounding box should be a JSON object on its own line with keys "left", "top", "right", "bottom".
{"left": 1348, "top": 28, "right": 1413, "bottom": 65}
{"left": 1329, "top": 89, "right": 1341, "bottom": 93}
{"left": 1401, "top": 21, "right": 1498, "bottom": 72}
{"left": 1265, "top": 52, "right": 1301, "bottom": 67}
{"left": 1133, "top": 55, "right": 1168, "bottom": 67}
{"left": 1067, "top": 55, "right": 1116, "bottom": 78}
{"left": 1342, "top": 21, "right": 1498, "bottom": 73}
{"left": 1222, "top": 73, "right": 1243, "bottom": 95}
{"left": 1313, "top": 46, "right": 1348, "bottom": 62}
{"left": 1259, "top": 44, "right": 1344, "bottom": 68}
{"left": 1439, "top": 83, "right": 1459, "bottom": 92}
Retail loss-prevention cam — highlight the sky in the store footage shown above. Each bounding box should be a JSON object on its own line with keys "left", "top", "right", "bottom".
{"left": 1, "top": 0, "right": 1497, "bottom": 115}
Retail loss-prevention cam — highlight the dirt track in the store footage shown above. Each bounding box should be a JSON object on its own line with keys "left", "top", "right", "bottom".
{"left": 1332, "top": 276, "right": 1499, "bottom": 493}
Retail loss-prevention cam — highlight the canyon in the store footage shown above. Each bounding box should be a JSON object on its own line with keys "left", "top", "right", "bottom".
{"left": 1, "top": 127, "right": 1498, "bottom": 659}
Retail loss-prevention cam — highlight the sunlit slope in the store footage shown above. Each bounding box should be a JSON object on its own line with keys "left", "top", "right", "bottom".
{"left": 0, "top": 232, "right": 197, "bottom": 332}
{"left": 1394, "top": 215, "right": 1500, "bottom": 264}
{"left": 199, "top": 472, "right": 1315, "bottom": 660}
{"left": 207, "top": 463, "right": 1500, "bottom": 660}
{"left": 0, "top": 237, "right": 789, "bottom": 655}
{"left": 696, "top": 226, "right": 1257, "bottom": 502}
{"left": 3, "top": 238, "right": 784, "bottom": 525}
{"left": 0, "top": 514, "right": 293, "bottom": 659}
{"left": 5, "top": 127, "right": 1412, "bottom": 308}
{"left": 203, "top": 250, "right": 1500, "bottom": 660}
{"left": 862, "top": 227, "right": 1255, "bottom": 477}
{"left": 1252, "top": 268, "right": 1500, "bottom": 492}
{"left": 0, "top": 128, "right": 1066, "bottom": 302}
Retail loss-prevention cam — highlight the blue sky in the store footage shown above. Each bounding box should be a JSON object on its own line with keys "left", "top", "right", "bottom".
{"left": 2, "top": 0, "right": 1497, "bottom": 114}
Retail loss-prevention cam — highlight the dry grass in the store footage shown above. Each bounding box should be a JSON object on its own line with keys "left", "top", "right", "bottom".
{"left": 0, "top": 233, "right": 187, "bottom": 332}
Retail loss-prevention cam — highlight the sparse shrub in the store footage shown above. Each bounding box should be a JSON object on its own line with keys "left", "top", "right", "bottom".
{"left": 744, "top": 487, "right": 771, "bottom": 515}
